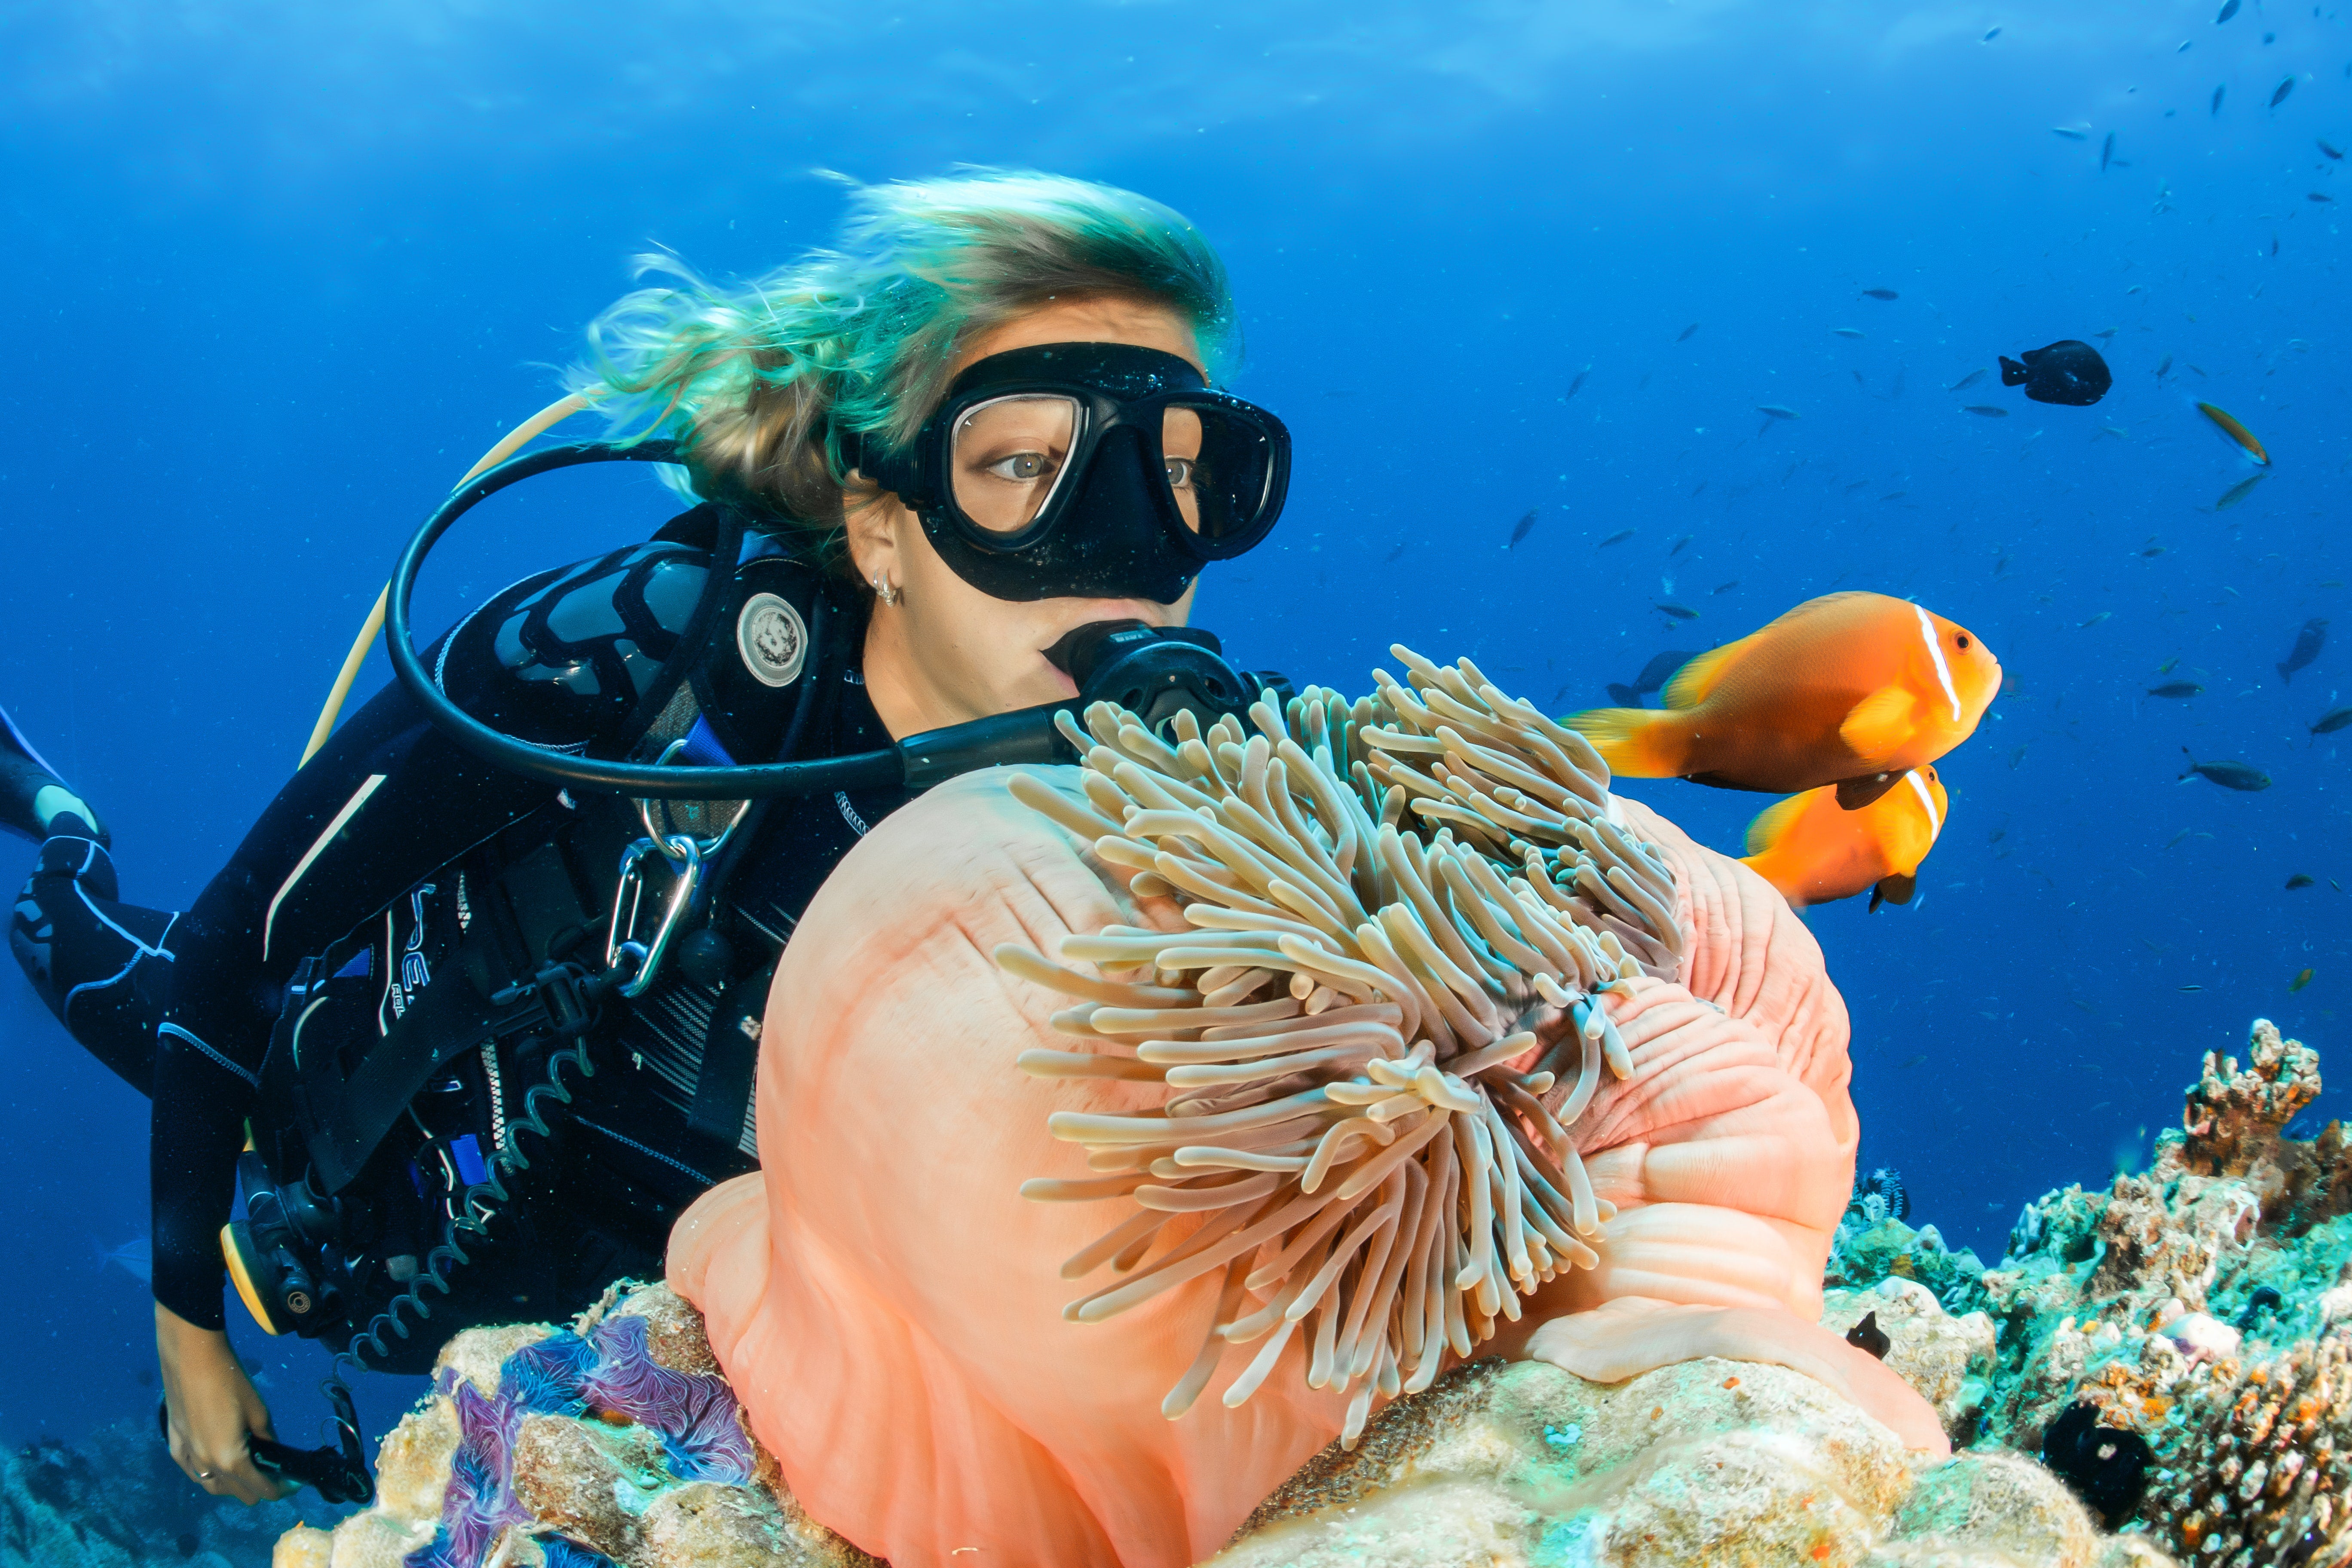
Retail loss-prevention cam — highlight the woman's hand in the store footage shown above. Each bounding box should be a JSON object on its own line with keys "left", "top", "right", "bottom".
{"left": 155, "top": 1302, "right": 295, "bottom": 1504}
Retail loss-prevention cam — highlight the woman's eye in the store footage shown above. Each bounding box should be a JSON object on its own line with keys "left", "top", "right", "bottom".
{"left": 985, "top": 451, "right": 1055, "bottom": 482}
{"left": 1164, "top": 456, "right": 1196, "bottom": 489}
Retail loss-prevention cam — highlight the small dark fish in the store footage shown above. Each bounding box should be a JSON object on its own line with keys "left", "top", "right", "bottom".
{"left": 1655, "top": 602, "right": 1700, "bottom": 622}
{"left": 2009, "top": 745, "right": 2028, "bottom": 769}
{"left": 1690, "top": 481, "right": 1709, "bottom": 498}
{"left": 1880, "top": 491, "right": 1907, "bottom": 502}
{"left": 2273, "top": 77, "right": 2296, "bottom": 109}
{"left": 2156, "top": 354, "right": 2173, "bottom": 378}
{"left": 2279, "top": 618, "right": 2329, "bottom": 683}
{"left": 2321, "top": 140, "right": 2346, "bottom": 159}
{"left": 2291, "top": 968, "right": 2315, "bottom": 992}
{"left": 2272, "top": 235, "right": 2281, "bottom": 255}
{"left": 1509, "top": 509, "right": 1537, "bottom": 549}
{"left": 1755, "top": 404, "right": 1799, "bottom": 420}
{"left": 1946, "top": 369, "right": 1987, "bottom": 391}
{"left": 1899, "top": 1053, "right": 1929, "bottom": 1069}
{"left": 1669, "top": 533, "right": 1694, "bottom": 556}
{"left": 2311, "top": 704, "right": 2352, "bottom": 735}
{"left": 1632, "top": 650, "right": 1694, "bottom": 689}
{"left": 1833, "top": 328, "right": 1865, "bottom": 340}
{"left": 2215, "top": 474, "right": 2267, "bottom": 511}
{"left": 1845, "top": 1311, "right": 1891, "bottom": 1360}
{"left": 1713, "top": 580, "right": 1740, "bottom": 594}
{"left": 2180, "top": 984, "right": 2206, "bottom": 992}
{"left": 2147, "top": 680, "right": 2204, "bottom": 698}
{"left": 2213, "top": 84, "right": 2227, "bottom": 116}
{"left": 2052, "top": 125, "right": 2090, "bottom": 141}
{"left": 1676, "top": 322, "right": 1700, "bottom": 343}
{"left": 1598, "top": 528, "right": 1637, "bottom": 548}
{"left": 2101, "top": 132, "right": 2116, "bottom": 172}
{"left": 2140, "top": 545, "right": 2167, "bottom": 557}
{"left": 1862, "top": 288, "right": 1899, "bottom": 300}
{"left": 2180, "top": 748, "right": 2273, "bottom": 790}
{"left": 1623, "top": 649, "right": 1698, "bottom": 700}
{"left": 2287, "top": 873, "right": 2317, "bottom": 890}
{"left": 1383, "top": 542, "right": 1408, "bottom": 564}
{"left": 1963, "top": 404, "right": 2010, "bottom": 417}
{"left": 2000, "top": 339, "right": 2113, "bottom": 406}
{"left": 2312, "top": 192, "right": 2338, "bottom": 204}
{"left": 1981, "top": 26, "right": 2000, "bottom": 41}
{"left": 2080, "top": 611, "right": 2112, "bottom": 629}
{"left": 2217, "top": 0, "right": 2239, "bottom": 19}
{"left": 1565, "top": 366, "right": 1591, "bottom": 401}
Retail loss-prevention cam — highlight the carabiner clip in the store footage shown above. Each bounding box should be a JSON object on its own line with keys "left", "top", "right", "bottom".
{"left": 606, "top": 833, "right": 704, "bottom": 999}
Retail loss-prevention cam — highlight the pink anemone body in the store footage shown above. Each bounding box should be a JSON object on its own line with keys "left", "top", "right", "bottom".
{"left": 668, "top": 772, "right": 1939, "bottom": 1568}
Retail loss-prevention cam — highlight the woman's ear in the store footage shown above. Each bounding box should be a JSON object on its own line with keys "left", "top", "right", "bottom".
{"left": 841, "top": 486, "right": 904, "bottom": 588}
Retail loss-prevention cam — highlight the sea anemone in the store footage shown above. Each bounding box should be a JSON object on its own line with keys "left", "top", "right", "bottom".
{"left": 995, "top": 647, "right": 1686, "bottom": 1443}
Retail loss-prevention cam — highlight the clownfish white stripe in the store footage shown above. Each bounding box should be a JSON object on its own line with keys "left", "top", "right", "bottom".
{"left": 1912, "top": 603, "right": 1962, "bottom": 723}
{"left": 1902, "top": 768, "right": 1944, "bottom": 841}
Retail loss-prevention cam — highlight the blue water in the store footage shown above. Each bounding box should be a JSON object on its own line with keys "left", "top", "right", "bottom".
{"left": 1, "top": 0, "right": 2342, "bottom": 1464}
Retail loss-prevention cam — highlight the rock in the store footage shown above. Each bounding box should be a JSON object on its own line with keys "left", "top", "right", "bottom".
{"left": 1214, "top": 1355, "right": 1917, "bottom": 1566}
{"left": 615, "top": 1283, "right": 722, "bottom": 1379}
{"left": 365, "top": 1390, "right": 462, "bottom": 1531}
{"left": 1880, "top": 1449, "right": 2102, "bottom": 1567}
{"left": 508, "top": 1412, "right": 670, "bottom": 1562}
{"left": 637, "top": 1480, "right": 886, "bottom": 1568}
{"left": 432, "top": 1321, "right": 553, "bottom": 1400}
{"left": 272, "top": 1526, "right": 332, "bottom": 1568}
{"left": 1821, "top": 1279, "right": 1998, "bottom": 1436}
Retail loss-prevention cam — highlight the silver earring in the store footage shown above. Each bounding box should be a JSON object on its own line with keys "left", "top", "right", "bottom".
{"left": 872, "top": 572, "right": 899, "bottom": 606}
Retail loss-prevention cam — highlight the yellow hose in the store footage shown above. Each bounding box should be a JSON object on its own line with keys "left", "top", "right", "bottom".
{"left": 298, "top": 392, "right": 596, "bottom": 766}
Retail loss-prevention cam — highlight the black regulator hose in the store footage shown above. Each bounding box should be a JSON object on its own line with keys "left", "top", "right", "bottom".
{"left": 385, "top": 442, "right": 1283, "bottom": 799}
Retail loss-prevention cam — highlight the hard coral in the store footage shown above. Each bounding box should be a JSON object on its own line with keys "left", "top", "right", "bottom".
{"left": 2141, "top": 1333, "right": 2352, "bottom": 1566}
{"left": 2179, "top": 1020, "right": 2321, "bottom": 1178}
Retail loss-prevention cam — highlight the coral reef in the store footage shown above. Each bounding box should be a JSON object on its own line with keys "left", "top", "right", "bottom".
{"left": 1828, "top": 1019, "right": 2352, "bottom": 1565}
{"left": 0, "top": 1414, "right": 329, "bottom": 1568}
{"left": 275, "top": 1282, "right": 873, "bottom": 1568}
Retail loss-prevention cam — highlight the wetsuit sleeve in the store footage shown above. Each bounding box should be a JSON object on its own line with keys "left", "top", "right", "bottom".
{"left": 151, "top": 538, "right": 716, "bottom": 1329}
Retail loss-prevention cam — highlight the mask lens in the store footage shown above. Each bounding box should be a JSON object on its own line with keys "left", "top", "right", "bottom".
{"left": 950, "top": 394, "right": 1079, "bottom": 535}
{"left": 1170, "top": 401, "right": 1278, "bottom": 551}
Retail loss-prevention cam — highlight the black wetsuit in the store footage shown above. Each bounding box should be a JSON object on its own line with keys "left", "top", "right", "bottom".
{"left": 10, "top": 504, "right": 910, "bottom": 1363}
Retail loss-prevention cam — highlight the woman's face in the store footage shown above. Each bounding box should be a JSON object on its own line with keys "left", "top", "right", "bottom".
{"left": 845, "top": 295, "right": 1204, "bottom": 738}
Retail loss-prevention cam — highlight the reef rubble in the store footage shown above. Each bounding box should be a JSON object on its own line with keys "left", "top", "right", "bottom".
{"left": 286, "top": 1018, "right": 2352, "bottom": 1565}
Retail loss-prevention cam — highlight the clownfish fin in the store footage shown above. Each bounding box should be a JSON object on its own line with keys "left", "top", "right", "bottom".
{"left": 1742, "top": 792, "right": 1813, "bottom": 858}
{"left": 1837, "top": 683, "right": 1919, "bottom": 759}
{"left": 1834, "top": 772, "right": 1902, "bottom": 811}
{"left": 1870, "top": 872, "right": 1917, "bottom": 912}
{"left": 1659, "top": 642, "right": 1739, "bottom": 709}
{"left": 1563, "top": 707, "right": 1688, "bottom": 778}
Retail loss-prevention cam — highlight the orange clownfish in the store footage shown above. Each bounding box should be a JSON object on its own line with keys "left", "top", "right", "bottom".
{"left": 1565, "top": 591, "right": 2001, "bottom": 808}
{"left": 1740, "top": 766, "right": 1948, "bottom": 911}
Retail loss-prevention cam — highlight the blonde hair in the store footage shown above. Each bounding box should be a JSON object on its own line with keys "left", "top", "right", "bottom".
{"left": 572, "top": 169, "right": 1239, "bottom": 573}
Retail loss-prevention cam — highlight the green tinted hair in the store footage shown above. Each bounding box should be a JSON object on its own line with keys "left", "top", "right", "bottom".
{"left": 570, "top": 169, "right": 1239, "bottom": 571}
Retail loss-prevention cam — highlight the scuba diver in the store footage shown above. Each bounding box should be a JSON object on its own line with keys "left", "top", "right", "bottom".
{"left": 4, "top": 169, "right": 1292, "bottom": 1506}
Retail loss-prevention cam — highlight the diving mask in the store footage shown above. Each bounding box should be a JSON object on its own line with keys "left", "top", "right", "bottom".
{"left": 855, "top": 341, "right": 1291, "bottom": 604}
